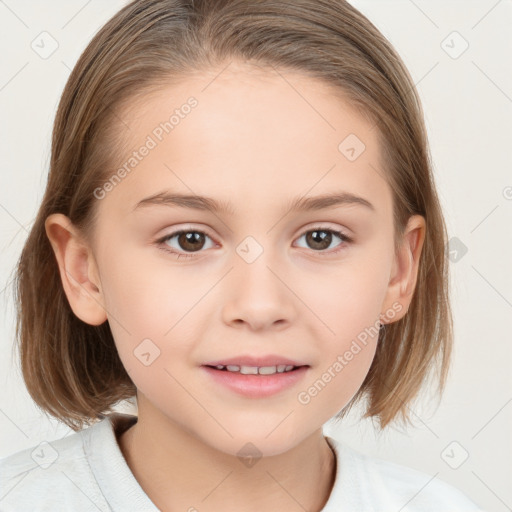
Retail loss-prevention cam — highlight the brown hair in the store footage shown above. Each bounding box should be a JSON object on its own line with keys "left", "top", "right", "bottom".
{"left": 12, "top": 0, "right": 452, "bottom": 431}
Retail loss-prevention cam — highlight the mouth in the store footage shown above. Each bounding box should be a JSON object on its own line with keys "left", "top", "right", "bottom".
{"left": 203, "top": 364, "right": 308, "bottom": 375}
{"left": 202, "top": 354, "right": 309, "bottom": 370}
{"left": 201, "top": 360, "right": 310, "bottom": 398}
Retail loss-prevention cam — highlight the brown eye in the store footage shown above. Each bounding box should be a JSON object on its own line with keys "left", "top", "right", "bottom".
{"left": 305, "top": 230, "right": 333, "bottom": 250}
{"left": 158, "top": 229, "right": 215, "bottom": 258}
{"left": 296, "top": 228, "right": 350, "bottom": 253}
{"left": 175, "top": 231, "right": 206, "bottom": 252}
{"left": 157, "top": 225, "right": 351, "bottom": 261}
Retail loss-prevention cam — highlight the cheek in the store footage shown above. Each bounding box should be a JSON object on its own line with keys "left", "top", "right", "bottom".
{"left": 298, "top": 250, "right": 391, "bottom": 338}
{"left": 98, "top": 248, "right": 199, "bottom": 381}
{"left": 100, "top": 243, "right": 195, "bottom": 332}
{"left": 291, "top": 252, "right": 389, "bottom": 416}
{"left": 296, "top": 300, "right": 380, "bottom": 425}
{"left": 296, "top": 342, "right": 377, "bottom": 426}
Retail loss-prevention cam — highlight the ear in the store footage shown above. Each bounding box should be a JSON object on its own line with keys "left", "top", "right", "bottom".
{"left": 380, "top": 215, "right": 426, "bottom": 325}
{"left": 44, "top": 213, "right": 107, "bottom": 326}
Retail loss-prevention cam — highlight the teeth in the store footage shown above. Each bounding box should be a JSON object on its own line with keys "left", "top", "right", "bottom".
{"left": 258, "top": 366, "right": 277, "bottom": 375}
{"left": 240, "top": 366, "right": 259, "bottom": 375}
{"left": 213, "top": 364, "right": 298, "bottom": 374}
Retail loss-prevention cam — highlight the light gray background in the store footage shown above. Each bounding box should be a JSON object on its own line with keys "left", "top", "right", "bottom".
{"left": 1, "top": 1, "right": 511, "bottom": 511}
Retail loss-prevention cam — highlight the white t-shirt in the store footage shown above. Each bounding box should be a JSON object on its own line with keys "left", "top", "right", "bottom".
{"left": 0, "top": 412, "right": 485, "bottom": 511}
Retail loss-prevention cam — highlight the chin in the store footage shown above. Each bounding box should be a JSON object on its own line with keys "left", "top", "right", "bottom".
{"left": 199, "top": 426, "right": 307, "bottom": 460}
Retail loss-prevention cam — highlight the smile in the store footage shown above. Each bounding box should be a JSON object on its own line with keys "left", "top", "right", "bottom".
{"left": 207, "top": 364, "right": 300, "bottom": 375}
{"left": 201, "top": 365, "right": 310, "bottom": 398}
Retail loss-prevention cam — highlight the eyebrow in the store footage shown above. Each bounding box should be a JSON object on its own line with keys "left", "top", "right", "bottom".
{"left": 132, "top": 190, "right": 375, "bottom": 215}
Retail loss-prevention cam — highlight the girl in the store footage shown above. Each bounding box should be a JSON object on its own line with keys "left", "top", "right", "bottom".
{"left": 1, "top": 0, "right": 484, "bottom": 510}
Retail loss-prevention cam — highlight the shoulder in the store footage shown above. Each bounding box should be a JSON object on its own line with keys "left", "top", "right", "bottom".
{"left": 365, "top": 452, "right": 483, "bottom": 511}
{"left": 0, "top": 419, "right": 109, "bottom": 512}
{"left": 325, "top": 436, "right": 486, "bottom": 512}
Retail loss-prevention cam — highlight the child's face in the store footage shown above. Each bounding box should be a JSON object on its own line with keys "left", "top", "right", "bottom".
{"left": 81, "top": 62, "right": 414, "bottom": 455}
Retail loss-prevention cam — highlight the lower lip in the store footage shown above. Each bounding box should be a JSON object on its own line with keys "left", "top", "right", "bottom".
{"left": 201, "top": 366, "right": 309, "bottom": 398}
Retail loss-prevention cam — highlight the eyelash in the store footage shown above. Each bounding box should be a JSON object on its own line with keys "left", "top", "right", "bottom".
{"left": 156, "top": 226, "right": 352, "bottom": 260}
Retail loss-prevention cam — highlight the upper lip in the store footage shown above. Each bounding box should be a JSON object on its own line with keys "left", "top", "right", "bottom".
{"left": 203, "top": 355, "right": 309, "bottom": 367}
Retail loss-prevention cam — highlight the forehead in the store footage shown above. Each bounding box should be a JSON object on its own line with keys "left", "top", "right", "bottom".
{"left": 101, "top": 62, "right": 389, "bottom": 218}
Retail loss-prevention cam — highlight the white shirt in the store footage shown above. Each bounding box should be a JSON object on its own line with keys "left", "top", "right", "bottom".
{"left": 0, "top": 412, "right": 485, "bottom": 511}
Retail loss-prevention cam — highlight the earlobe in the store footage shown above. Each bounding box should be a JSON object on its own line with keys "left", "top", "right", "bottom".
{"left": 381, "top": 215, "right": 426, "bottom": 324}
{"left": 44, "top": 213, "right": 107, "bottom": 326}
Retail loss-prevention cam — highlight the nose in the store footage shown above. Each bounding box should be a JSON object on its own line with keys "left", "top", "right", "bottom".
{"left": 221, "top": 251, "right": 296, "bottom": 332}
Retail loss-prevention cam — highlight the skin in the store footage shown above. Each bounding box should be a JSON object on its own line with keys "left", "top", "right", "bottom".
{"left": 45, "top": 61, "right": 425, "bottom": 511}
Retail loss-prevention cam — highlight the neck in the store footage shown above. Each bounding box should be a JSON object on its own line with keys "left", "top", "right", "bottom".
{"left": 117, "top": 398, "right": 336, "bottom": 512}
